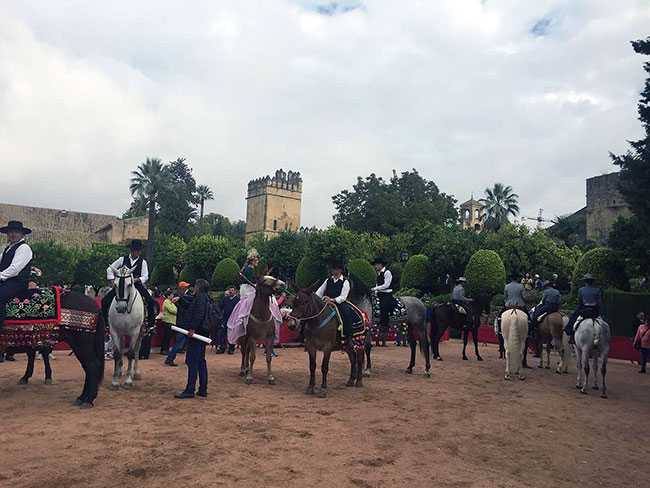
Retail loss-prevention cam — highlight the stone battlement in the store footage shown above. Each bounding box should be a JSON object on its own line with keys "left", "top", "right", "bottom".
{"left": 585, "top": 172, "right": 630, "bottom": 243}
{"left": 247, "top": 169, "right": 302, "bottom": 197}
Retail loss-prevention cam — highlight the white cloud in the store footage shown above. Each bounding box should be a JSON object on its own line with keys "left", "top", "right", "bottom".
{"left": 0, "top": 0, "right": 648, "bottom": 228}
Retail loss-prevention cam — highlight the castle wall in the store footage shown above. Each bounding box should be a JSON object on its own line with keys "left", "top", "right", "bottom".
{"left": 585, "top": 173, "right": 631, "bottom": 244}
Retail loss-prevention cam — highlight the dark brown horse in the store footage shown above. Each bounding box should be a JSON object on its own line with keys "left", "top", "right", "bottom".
{"left": 288, "top": 281, "right": 367, "bottom": 398}
{"left": 430, "top": 293, "right": 492, "bottom": 361}
{"left": 238, "top": 266, "right": 286, "bottom": 385}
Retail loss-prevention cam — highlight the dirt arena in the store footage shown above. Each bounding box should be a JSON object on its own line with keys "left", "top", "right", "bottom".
{"left": 0, "top": 340, "right": 646, "bottom": 488}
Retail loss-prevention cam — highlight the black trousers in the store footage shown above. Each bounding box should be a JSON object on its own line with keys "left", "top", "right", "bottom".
{"left": 337, "top": 302, "right": 361, "bottom": 338}
{"left": 532, "top": 303, "right": 559, "bottom": 324}
{"left": 160, "top": 322, "right": 174, "bottom": 352}
{"left": 101, "top": 282, "right": 156, "bottom": 327}
{"left": 0, "top": 280, "right": 28, "bottom": 333}
{"left": 377, "top": 292, "right": 393, "bottom": 329}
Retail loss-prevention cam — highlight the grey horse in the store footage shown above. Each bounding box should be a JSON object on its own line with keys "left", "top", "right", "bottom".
{"left": 107, "top": 265, "right": 145, "bottom": 390}
{"left": 574, "top": 317, "right": 610, "bottom": 398}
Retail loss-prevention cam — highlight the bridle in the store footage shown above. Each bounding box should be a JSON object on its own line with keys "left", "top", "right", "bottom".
{"left": 115, "top": 273, "right": 137, "bottom": 313}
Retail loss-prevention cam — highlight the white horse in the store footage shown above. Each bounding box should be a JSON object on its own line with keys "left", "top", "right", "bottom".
{"left": 574, "top": 317, "right": 610, "bottom": 398}
{"left": 501, "top": 309, "right": 528, "bottom": 380}
{"left": 107, "top": 265, "right": 145, "bottom": 390}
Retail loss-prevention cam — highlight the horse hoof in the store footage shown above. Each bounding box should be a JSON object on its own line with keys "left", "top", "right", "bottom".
{"left": 462, "top": 356, "right": 468, "bottom": 361}
{"left": 556, "top": 370, "right": 562, "bottom": 375}
{"left": 519, "top": 375, "right": 525, "bottom": 381}
{"left": 238, "top": 371, "right": 246, "bottom": 377}
{"left": 44, "top": 378, "right": 52, "bottom": 385}
{"left": 504, "top": 375, "right": 510, "bottom": 381}
{"left": 305, "top": 387, "right": 315, "bottom": 395}
{"left": 355, "top": 381, "right": 363, "bottom": 388}
{"left": 123, "top": 382, "right": 133, "bottom": 389}
{"left": 79, "top": 402, "right": 93, "bottom": 409}
{"left": 580, "top": 389, "right": 587, "bottom": 395}
{"left": 133, "top": 373, "right": 142, "bottom": 381}
{"left": 424, "top": 371, "right": 431, "bottom": 378}
{"left": 73, "top": 398, "right": 84, "bottom": 406}
{"left": 477, "top": 356, "right": 483, "bottom": 362}
{"left": 109, "top": 384, "right": 119, "bottom": 391}
{"left": 362, "top": 370, "right": 371, "bottom": 378}
{"left": 346, "top": 380, "right": 355, "bottom": 387}
{"left": 545, "top": 366, "right": 550, "bottom": 370}
{"left": 18, "top": 378, "right": 28, "bottom": 385}
{"left": 245, "top": 378, "right": 253, "bottom": 385}
{"left": 563, "top": 371, "right": 569, "bottom": 374}
{"left": 405, "top": 368, "right": 413, "bottom": 374}
{"left": 436, "top": 357, "right": 443, "bottom": 361}
{"left": 316, "top": 390, "right": 327, "bottom": 398}
{"left": 538, "top": 365, "right": 543, "bottom": 369}
{"left": 592, "top": 385, "right": 599, "bottom": 390}
{"left": 268, "top": 378, "right": 275, "bottom": 385}
{"left": 601, "top": 394, "right": 607, "bottom": 399}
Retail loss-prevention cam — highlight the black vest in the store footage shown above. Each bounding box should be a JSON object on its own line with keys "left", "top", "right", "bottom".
{"left": 377, "top": 270, "right": 386, "bottom": 286}
{"left": 121, "top": 254, "right": 144, "bottom": 278}
{"left": 324, "top": 277, "right": 345, "bottom": 298}
{"left": 1, "top": 241, "right": 32, "bottom": 283}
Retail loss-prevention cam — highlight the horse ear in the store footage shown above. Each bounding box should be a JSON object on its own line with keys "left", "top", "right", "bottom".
{"left": 109, "top": 265, "right": 119, "bottom": 275}
{"left": 267, "top": 267, "right": 274, "bottom": 276}
{"left": 252, "top": 266, "right": 261, "bottom": 279}
{"left": 306, "top": 280, "right": 321, "bottom": 294}
{"left": 289, "top": 280, "right": 301, "bottom": 294}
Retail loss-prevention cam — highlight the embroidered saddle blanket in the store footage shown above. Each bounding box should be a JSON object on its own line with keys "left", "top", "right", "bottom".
{"left": 1, "top": 308, "right": 98, "bottom": 348}
{"left": 371, "top": 293, "right": 408, "bottom": 323}
{"left": 5, "top": 287, "right": 61, "bottom": 323}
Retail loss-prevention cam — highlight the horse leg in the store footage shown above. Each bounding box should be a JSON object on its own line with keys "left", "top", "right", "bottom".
{"left": 600, "top": 353, "right": 608, "bottom": 398}
{"left": 473, "top": 328, "right": 482, "bottom": 361}
{"left": 123, "top": 341, "right": 135, "bottom": 389}
{"left": 355, "top": 347, "right": 364, "bottom": 387}
{"left": 265, "top": 335, "right": 275, "bottom": 385}
{"left": 462, "top": 329, "right": 469, "bottom": 360}
{"left": 43, "top": 347, "right": 53, "bottom": 384}
{"left": 133, "top": 334, "right": 143, "bottom": 381}
{"left": 317, "top": 349, "right": 331, "bottom": 398}
{"left": 305, "top": 348, "right": 316, "bottom": 395}
{"left": 432, "top": 325, "right": 446, "bottom": 361}
{"left": 239, "top": 337, "right": 247, "bottom": 377}
{"left": 363, "top": 338, "right": 371, "bottom": 378}
{"left": 581, "top": 349, "right": 590, "bottom": 395}
{"left": 19, "top": 349, "right": 36, "bottom": 385}
{"left": 245, "top": 337, "right": 256, "bottom": 385}
{"left": 67, "top": 331, "right": 102, "bottom": 408}
{"left": 545, "top": 340, "right": 551, "bottom": 369}
{"left": 406, "top": 325, "right": 416, "bottom": 374}
{"left": 346, "top": 347, "right": 356, "bottom": 387}
{"left": 592, "top": 352, "right": 599, "bottom": 390}
{"left": 110, "top": 331, "right": 121, "bottom": 390}
{"left": 575, "top": 346, "right": 583, "bottom": 390}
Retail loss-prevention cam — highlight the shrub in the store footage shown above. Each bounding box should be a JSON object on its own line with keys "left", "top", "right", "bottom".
{"left": 423, "top": 293, "right": 451, "bottom": 305}
{"left": 151, "top": 265, "right": 175, "bottom": 286}
{"left": 572, "top": 247, "right": 629, "bottom": 293}
{"left": 211, "top": 258, "right": 240, "bottom": 291}
{"left": 400, "top": 254, "right": 433, "bottom": 292}
{"left": 603, "top": 289, "right": 650, "bottom": 337}
{"left": 347, "top": 258, "right": 376, "bottom": 288}
{"left": 491, "top": 294, "right": 505, "bottom": 307}
{"left": 395, "top": 287, "right": 420, "bottom": 297}
{"left": 179, "top": 265, "right": 199, "bottom": 285}
{"left": 295, "top": 257, "right": 329, "bottom": 289}
{"left": 464, "top": 249, "right": 506, "bottom": 296}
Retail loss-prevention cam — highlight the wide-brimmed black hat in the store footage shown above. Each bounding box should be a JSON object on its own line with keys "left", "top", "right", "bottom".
{"left": 582, "top": 273, "right": 596, "bottom": 281}
{"left": 509, "top": 271, "right": 521, "bottom": 280}
{"left": 126, "top": 239, "right": 143, "bottom": 251}
{"left": 370, "top": 257, "right": 386, "bottom": 266}
{"left": 541, "top": 280, "right": 552, "bottom": 287}
{"left": 330, "top": 259, "right": 345, "bottom": 269}
{"left": 0, "top": 220, "right": 31, "bottom": 234}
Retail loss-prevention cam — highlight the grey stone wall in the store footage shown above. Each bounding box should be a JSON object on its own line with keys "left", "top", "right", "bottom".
{"left": 585, "top": 173, "right": 631, "bottom": 244}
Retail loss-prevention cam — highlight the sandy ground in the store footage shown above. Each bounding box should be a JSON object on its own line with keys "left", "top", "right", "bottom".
{"left": 0, "top": 340, "right": 646, "bottom": 488}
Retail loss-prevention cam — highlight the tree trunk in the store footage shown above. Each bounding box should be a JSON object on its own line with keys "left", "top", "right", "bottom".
{"left": 199, "top": 199, "right": 205, "bottom": 235}
{"left": 146, "top": 195, "right": 155, "bottom": 266}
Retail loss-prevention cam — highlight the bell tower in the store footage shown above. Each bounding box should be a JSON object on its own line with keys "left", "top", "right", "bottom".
{"left": 459, "top": 196, "right": 483, "bottom": 232}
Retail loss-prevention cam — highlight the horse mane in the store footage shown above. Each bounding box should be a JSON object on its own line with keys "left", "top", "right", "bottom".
{"left": 346, "top": 271, "right": 371, "bottom": 302}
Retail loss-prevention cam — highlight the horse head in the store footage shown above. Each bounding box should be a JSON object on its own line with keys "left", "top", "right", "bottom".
{"left": 253, "top": 265, "right": 287, "bottom": 295}
{"left": 286, "top": 280, "right": 321, "bottom": 331}
{"left": 112, "top": 265, "right": 137, "bottom": 313}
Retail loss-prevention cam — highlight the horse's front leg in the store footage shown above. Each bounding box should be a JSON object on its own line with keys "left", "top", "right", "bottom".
{"left": 133, "top": 334, "right": 143, "bottom": 381}
{"left": 265, "top": 334, "right": 275, "bottom": 385}
{"left": 363, "top": 337, "right": 372, "bottom": 378}
{"left": 462, "top": 329, "right": 469, "bottom": 360}
{"left": 346, "top": 346, "right": 356, "bottom": 387}
{"left": 473, "top": 327, "right": 482, "bottom": 361}
{"left": 245, "top": 337, "right": 256, "bottom": 385}
{"left": 123, "top": 338, "right": 135, "bottom": 389}
{"left": 239, "top": 336, "right": 247, "bottom": 377}
{"left": 42, "top": 347, "right": 53, "bottom": 384}
{"left": 305, "top": 347, "right": 316, "bottom": 395}
{"left": 318, "top": 349, "right": 331, "bottom": 398}
{"left": 406, "top": 326, "right": 416, "bottom": 374}
{"left": 355, "top": 346, "right": 364, "bottom": 387}
{"left": 109, "top": 330, "right": 122, "bottom": 390}
{"left": 19, "top": 349, "right": 36, "bottom": 385}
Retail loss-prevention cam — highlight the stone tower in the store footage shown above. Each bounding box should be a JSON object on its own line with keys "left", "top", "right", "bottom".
{"left": 586, "top": 172, "right": 631, "bottom": 244}
{"left": 459, "top": 197, "right": 483, "bottom": 232}
{"left": 245, "top": 169, "right": 302, "bottom": 243}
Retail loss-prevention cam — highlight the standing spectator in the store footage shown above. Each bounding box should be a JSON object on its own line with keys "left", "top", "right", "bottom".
{"left": 175, "top": 279, "right": 211, "bottom": 398}
{"left": 633, "top": 317, "right": 650, "bottom": 373}
{"left": 633, "top": 312, "right": 645, "bottom": 335}
{"left": 444, "top": 274, "right": 452, "bottom": 286}
{"left": 551, "top": 274, "right": 559, "bottom": 288}
{"left": 534, "top": 274, "right": 543, "bottom": 290}
{"left": 521, "top": 273, "right": 533, "bottom": 292}
{"left": 165, "top": 282, "right": 191, "bottom": 366}
{"left": 160, "top": 290, "right": 177, "bottom": 355}
{"left": 217, "top": 286, "right": 240, "bottom": 354}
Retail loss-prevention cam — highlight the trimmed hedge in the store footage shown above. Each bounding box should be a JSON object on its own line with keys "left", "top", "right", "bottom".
{"left": 348, "top": 258, "right": 376, "bottom": 288}
{"left": 295, "top": 257, "right": 329, "bottom": 289}
{"left": 400, "top": 254, "right": 433, "bottom": 292}
{"left": 151, "top": 265, "right": 175, "bottom": 286}
{"left": 464, "top": 249, "right": 506, "bottom": 296}
{"left": 572, "top": 247, "right": 629, "bottom": 293}
{"left": 179, "top": 265, "right": 199, "bottom": 285}
{"left": 395, "top": 287, "right": 420, "bottom": 297}
{"left": 211, "top": 258, "right": 240, "bottom": 290}
{"left": 603, "top": 289, "right": 650, "bottom": 337}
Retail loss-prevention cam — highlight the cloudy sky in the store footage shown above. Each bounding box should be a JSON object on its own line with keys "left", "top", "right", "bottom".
{"left": 1, "top": 0, "right": 648, "bottom": 228}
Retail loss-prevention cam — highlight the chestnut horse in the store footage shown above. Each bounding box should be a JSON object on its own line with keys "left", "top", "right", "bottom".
{"left": 536, "top": 311, "right": 570, "bottom": 373}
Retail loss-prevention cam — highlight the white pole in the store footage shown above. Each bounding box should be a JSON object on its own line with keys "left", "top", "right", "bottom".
{"left": 170, "top": 325, "right": 212, "bottom": 345}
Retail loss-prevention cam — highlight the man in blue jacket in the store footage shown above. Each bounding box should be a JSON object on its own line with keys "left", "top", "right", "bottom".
{"left": 565, "top": 274, "right": 604, "bottom": 341}
{"left": 217, "top": 285, "right": 239, "bottom": 354}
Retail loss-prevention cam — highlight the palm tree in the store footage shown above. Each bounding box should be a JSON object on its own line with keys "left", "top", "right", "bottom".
{"left": 129, "top": 158, "right": 173, "bottom": 265}
{"left": 480, "top": 183, "right": 520, "bottom": 231}
{"left": 195, "top": 184, "right": 214, "bottom": 234}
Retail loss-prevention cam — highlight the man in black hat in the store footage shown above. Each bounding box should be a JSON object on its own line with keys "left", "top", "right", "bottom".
{"left": 531, "top": 280, "right": 562, "bottom": 328}
{"left": 564, "top": 273, "right": 604, "bottom": 340}
{"left": 371, "top": 257, "right": 395, "bottom": 345}
{"left": 0, "top": 221, "right": 34, "bottom": 334}
{"left": 101, "top": 239, "right": 156, "bottom": 334}
{"left": 315, "top": 260, "right": 360, "bottom": 339}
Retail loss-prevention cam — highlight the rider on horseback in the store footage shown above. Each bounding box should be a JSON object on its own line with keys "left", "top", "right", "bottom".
{"left": 101, "top": 239, "right": 157, "bottom": 335}
{"left": 315, "top": 260, "right": 360, "bottom": 339}
{"left": 531, "top": 280, "right": 561, "bottom": 328}
{"left": 0, "top": 221, "right": 33, "bottom": 335}
{"left": 451, "top": 277, "right": 473, "bottom": 330}
{"left": 565, "top": 273, "right": 604, "bottom": 342}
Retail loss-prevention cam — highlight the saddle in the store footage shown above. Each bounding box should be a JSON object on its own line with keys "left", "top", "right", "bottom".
{"left": 371, "top": 293, "right": 407, "bottom": 323}
{"left": 5, "top": 286, "right": 61, "bottom": 323}
{"left": 449, "top": 303, "right": 467, "bottom": 315}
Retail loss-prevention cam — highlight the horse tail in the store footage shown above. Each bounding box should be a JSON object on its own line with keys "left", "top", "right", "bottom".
{"left": 346, "top": 272, "right": 371, "bottom": 302}
{"left": 94, "top": 312, "right": 105, "bottom": 382}
{"left": 507, "top": 311, "right": 523, "bottom": 375}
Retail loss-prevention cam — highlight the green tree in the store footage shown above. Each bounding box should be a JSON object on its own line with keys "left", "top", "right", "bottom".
{"left": 195, "top": 184, "right": 214, "bottom": 235}
{"left": 184, "top": 235, "right": 237, "bottom": 280}
{"left": 332, "top": 170, "right": 457, "bottom": 235}
{"left": 464, "top": 249, "right": 506, "bottom": 296}
{"left": 347, "top": 258, "right": 376, "bottom": 288}
{"left": 31, "top": 241, "right": 78, "bottom": 286}
{"left": 572, "top": 247, "right": 629, "bottom": 292}
{"left": 611, "top": 37, "right": 650, "bottom": 223}
{"left": 480, "top": 183, "right": 520, "bottom": 231}
{"left": 122, "top": 194, "right": 149, "bottom": 219}
{"left": 264, "top": 231, "right": 307, "bottom": 281}
{"left": 421, "top": 225, "right": 484, "bottom": 279}
{"left": 154, "top": 231, "right": 187, "bottom": 280}
{"left": 211, "top": 257, "right": 241, "bottom": 290}
{"left": 199, "top": 213, "right": 246, "bottom": 243}
{"left": 156, "top": 157, "right": 198, "bottom": 238}
{"left": 129, "top": 157, "right": 173, "bottom": 265}
{"left": 608, "top": 216, "right": 650, "bottom": 277}
{"left": 295, "top": 256, "right": 329, "bottom": 288}
{"left": 306, "top": 227, "right": 362, "bottom": 266}
{"left": 547, "top": 212, "right": 589, "bottom": 249}
{"left": 74, "top": 242, "right": 125, "bottom": 295}
{"left": 400, "top": 254, "right": 434, "bottom": 293}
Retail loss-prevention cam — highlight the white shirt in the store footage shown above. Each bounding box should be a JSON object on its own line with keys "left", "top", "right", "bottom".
{"left": 106, "top": 255, "right": 149, "bottom": 284}
{"left": 316, "top": 275, "right": 350, "bottom": 304}
{"left": 0, "top": 239, "right": 33, "bottom": 282}
{"left": 373, "top": 267, "right": 393, "bottom": 293}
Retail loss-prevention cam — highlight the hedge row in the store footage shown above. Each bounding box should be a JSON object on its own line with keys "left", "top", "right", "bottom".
{"left": 603, "top": 289, "right": 650, "bottom": 337}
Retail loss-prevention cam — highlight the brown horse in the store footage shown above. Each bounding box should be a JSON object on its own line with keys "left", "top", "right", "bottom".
{"left": 288, "top": 281, "right": 367, "bottom": 398}
{"left": 537, "top": 311, "right": 570, "bottom": 373}
{"left": 238, "top": 266, "right": 286, "bottom": 385}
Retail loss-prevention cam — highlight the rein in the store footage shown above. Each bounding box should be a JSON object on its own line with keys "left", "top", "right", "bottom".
{"left": 289, "top": 302, "right": 330, "bottom": 322}
{"left": 305, "top": 309, "right": 337, "bottom": 330}
{"left": 115, "top": 275, "right": 137, "bottom": 313}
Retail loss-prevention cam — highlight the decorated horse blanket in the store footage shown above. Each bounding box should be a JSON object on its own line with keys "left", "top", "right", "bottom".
{"left": 371, "top": 293, "right": 407, "bottom": 324}
{"left": 5, "top": 286, "right": 61, "bottom": 323}
{"left": 227, "top": 292, "right": 283, "bottom": 344}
